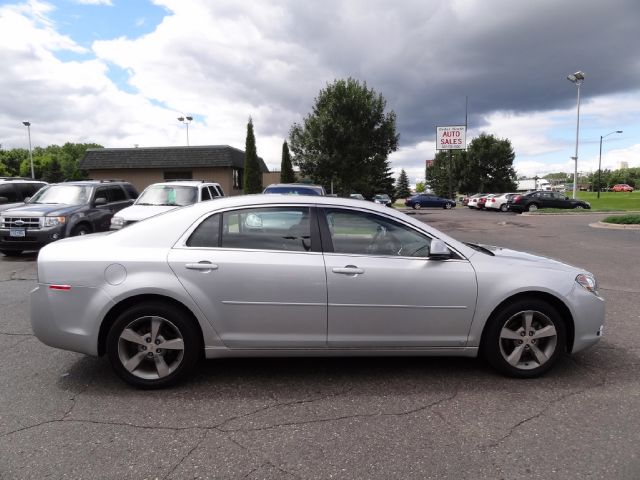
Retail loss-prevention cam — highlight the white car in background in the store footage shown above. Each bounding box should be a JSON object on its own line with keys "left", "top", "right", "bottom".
{"left": 110, "top": 180, "right": 224, "bottom": 230}
{"left": 485, "top": 193, "right": 518, "bottom": 212}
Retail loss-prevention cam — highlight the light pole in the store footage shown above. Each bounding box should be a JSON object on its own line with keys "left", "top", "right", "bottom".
{"left": 177, "top": 116, "right": 193, "bottom": 146}
{"left": 22, "top": 121, "right": 34, "bottom": 179}
{"left": 566, "top": 71, "right": 584, "bottom": 199}
{"left": 597, "top": 130, "right": 623, "bottom": 198}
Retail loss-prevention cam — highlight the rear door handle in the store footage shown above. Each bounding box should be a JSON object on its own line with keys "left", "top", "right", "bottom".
{"left": 332, "top": 266, "right": 364, "bottom": 275}
{"left": 185, "top": 262, "right": 219, "bottom": 271}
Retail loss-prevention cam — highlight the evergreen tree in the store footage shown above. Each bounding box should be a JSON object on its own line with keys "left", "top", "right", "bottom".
{"left": 280, "top": 141, "right": 295, "bottom": 183}
{"left": 395, "top": 169, "right": 411, "bottom": 198}
{"left": 243, "top": 117, "right": 262, "bottom": 194}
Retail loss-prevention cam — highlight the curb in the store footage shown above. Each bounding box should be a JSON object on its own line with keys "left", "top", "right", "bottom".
{"left": 589, "top": 221, "right": 640, "bottom": 230}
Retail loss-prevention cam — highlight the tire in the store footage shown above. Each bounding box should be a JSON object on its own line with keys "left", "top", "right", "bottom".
{"left": 413, "top": 203, "right": 422, "bottom": 210}
{"left": 0, "top": 250, "right": 23, "bottom": 257}
{"left": 573, "top": 205, "right": 584, "bottom": 210}
{"left": 499, "top": 204, "right": 508, "bottom": 212}
{"left": 526, "top": 203, "right": 538, "bottom": 212}
{"left": 482, "top": 298, "right": 566, "bottom": 378}
{"left": 71, "top": 224, "right": 92, "bottom": 236}
{"left": 106, "top": 302, "right": 201, "bottom": 388}
{"left": 444, "top": 202, "right": 452, "bottom": 209}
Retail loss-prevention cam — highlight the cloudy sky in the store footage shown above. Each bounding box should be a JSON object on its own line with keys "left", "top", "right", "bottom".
{"left": 1, "top": 0, "right": 638, "bottom": 185}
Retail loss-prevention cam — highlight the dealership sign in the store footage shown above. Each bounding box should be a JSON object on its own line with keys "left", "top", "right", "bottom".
{"left": 436, "top": 125, "right": 466, "bottom": 150}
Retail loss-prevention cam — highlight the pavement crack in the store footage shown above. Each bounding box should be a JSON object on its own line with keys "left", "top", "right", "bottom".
{"left": 220, "top": 389, "right": 459, "bottom": 433}
{"left": 482, "top": 369, "right": 606, "bottom": 449}
{"left": 228, "top": 437, "right": 302, "bottom": 480}
{"left": 162, "top": 429, "right": 209, "bottom": 480}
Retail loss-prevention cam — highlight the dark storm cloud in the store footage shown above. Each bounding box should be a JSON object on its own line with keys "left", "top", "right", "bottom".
{"left": 260, "top": 0, "right": 640, "bottom": 145}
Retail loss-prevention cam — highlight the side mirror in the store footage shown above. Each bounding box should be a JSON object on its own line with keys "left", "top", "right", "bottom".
{"left": 428, "top": 239, "right": 451, "bottom": 260}
{"left": 24, "top": 197, "right": 31, "bottom": 203}
{"left": 94, "top": 197, "right": 107, "bottom": 206}
{"left": 0, "top": 196, "right": 8, "bottom": 204}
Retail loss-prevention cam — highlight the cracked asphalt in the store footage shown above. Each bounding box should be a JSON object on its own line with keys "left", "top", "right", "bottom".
{"left": 1, "top": 208, "right": 639, "bottom": 479}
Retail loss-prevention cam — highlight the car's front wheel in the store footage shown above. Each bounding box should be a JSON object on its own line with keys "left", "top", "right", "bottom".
{"left": 444, "top": 202, "right": 452, "bottom": 209}
{"left": 482, "top": 298, "right": 566, "bottom": 378}
{"left": 106, "top": 302, "right": 201, "bottom": 388}
{"left": 573, "top": 205, "right": 584, "bottom": 209}
{"left": 71, "top": 224, "right": 92, "bottom": 236}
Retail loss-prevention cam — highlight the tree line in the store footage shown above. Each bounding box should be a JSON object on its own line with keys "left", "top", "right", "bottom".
{"left": 0, "top": 143, "right": 99, "bottom": 182}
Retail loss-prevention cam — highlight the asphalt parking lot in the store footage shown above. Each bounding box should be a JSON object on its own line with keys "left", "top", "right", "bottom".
{"left": 1, "top": 207, "right": 639, "bottom": 479}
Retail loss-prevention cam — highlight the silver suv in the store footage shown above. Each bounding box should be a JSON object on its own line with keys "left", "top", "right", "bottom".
{"left": 0, "top": 177, "right": 47, "bottom": 213}
{"left": 110, "top": 180, "right": 225, "bottom": 230}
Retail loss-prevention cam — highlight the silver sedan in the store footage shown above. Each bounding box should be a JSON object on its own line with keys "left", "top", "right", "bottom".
{"left": 31, "top": 195, "right": 605, "bottom": 388}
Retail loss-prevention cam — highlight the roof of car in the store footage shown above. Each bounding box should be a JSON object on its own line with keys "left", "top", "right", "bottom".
{"left": 144, "top": 181, "right": 221, "bottom": 188}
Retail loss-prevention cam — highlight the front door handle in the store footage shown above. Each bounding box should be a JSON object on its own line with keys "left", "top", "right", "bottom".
{"left": 332, "top": 265, "right": 364, "bottom": 275}
{"left": 185, "top": 262, "right": 219, "bottom": 271}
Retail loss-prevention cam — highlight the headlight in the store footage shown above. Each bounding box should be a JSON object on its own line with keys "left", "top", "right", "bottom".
{"left": 43, "top": 216, "right": 66, "bottom": 227}
{"left": 576, "top": 273, "right": 598, "bottom": 295}
{"left": 110, "top": 216, "right": 124, "bottom": 229}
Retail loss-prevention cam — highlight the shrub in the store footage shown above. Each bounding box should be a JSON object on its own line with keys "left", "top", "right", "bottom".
{"left": 602, "top": 214, "right": 640, "bottom": 224}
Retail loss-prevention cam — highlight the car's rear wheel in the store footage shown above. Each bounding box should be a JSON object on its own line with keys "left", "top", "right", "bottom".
{"left": 0, "top": 250, "right": 23, "bottom": 257}
{"left": 106, "top": 302, "right": 201, "bottom": 388}
{"left": 500, "top": 204, "right": 508, "bottom": 212}
{"left": 413, "top": 203, "right": 421, "bottom": 210}
{"left": 526, "top": 203, "right": 538, "bottom": 212}
{"left": 482, "top": 298, "right": 566, "bottom": 378}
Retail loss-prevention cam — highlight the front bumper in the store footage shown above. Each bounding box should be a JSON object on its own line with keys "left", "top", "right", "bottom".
{"left": 568, "top": 283, "right": 605, "bottom": 353}
{"left": 0, "top": 225, "right": 66, "bottom": 251}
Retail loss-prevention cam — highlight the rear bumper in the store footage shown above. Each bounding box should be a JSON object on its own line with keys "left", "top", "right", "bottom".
{"left": 30, "top": 283, "right": 114, "bottom": 356}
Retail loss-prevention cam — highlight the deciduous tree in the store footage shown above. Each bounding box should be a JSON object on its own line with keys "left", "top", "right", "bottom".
{"left": 289, "top": 78, "right": 399, "bottom": 196}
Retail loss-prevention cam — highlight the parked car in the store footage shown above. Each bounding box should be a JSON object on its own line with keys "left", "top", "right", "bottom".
{"left": 485, "top": 193, "right": 518, "bottom": 212}
{"left": 405, "top": 193, "right": 455, "bottom": 209}
{"left": 110, "top": 180, "right": 224, "bottom": 230}
{"left": 507, "top": 191, "right": 591, "bottom": 213}
{"left": 31, "top": 195, "right": 604, "bottom": 388}
{"left": 263, "top": 183, "right": 326, "bottom": 196}
{"left": 467, "top": 193, "right": 487, "bottom": 209}
{"left": 373, "top": 193, "right": 393, "bottom": 206}
{"left": 611, "top": 184, "right": 634, "bottom": 192}
{"left": 349, "top": 193, "right": 366, "bottom": 200}
{"left": 0, "top": 180, "right": 138, "bottom": 256}
{"left": 0, "top": 177, "right": 47, "bottom": 212}
{"left": 476, "top": 194, "right": 496, "bottom": 210}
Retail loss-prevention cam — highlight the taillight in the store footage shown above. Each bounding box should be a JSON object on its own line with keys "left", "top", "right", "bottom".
{"left": 513, "top": 195, "right": 521, "bottom": 202}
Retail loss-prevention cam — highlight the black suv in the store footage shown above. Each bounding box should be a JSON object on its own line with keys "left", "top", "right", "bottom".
{"left": 0, "top": 177, "right": 47, "bottom": 213}
{"left": 0, "top": 180, "right": 138, "bottom": 256}
{"left": 507, "top": 190, "right": 591, "bottom": 213}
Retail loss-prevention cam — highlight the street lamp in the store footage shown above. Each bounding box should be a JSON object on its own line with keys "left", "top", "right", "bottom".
{"left": 177, "top": 115, "right": 193, "bottom": 146}
{"left": 566, "top": 71, "right": 585, "bottom": 199}
{"left": 597, "top": 130, "right": 623, "bottom": 198}
{"left": 22, "top": 121, "right": 34, "bottom": 179}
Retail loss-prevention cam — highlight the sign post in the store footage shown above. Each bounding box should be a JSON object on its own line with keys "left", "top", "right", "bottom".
{"left": 436, "top": 126, "right": 466, "bottom": 199}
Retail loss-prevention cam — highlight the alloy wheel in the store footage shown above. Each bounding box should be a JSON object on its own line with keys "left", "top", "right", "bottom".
{"left": 498, "top": 310, "right": 558, "bottom": 370}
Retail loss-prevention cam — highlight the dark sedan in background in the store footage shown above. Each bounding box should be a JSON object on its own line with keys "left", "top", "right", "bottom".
{"left": 405, "top": 194, "right": 456, "bottom": 209}
{"left": 508, "top": 191, "right": 591, "bottom": 213}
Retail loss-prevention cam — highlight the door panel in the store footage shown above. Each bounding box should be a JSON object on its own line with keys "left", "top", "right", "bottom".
{"left": 168, "top": 206, "right": 328, "bottom": 348}
{"left": 321, "top": 207, "right": 477, "bottom": 347}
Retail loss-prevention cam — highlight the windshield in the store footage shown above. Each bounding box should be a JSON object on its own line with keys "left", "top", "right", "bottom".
{"left": 29, "top": 185, "right": 92, "bottom": 205}
{"left": 135, "top": 185, "right": 198, "bottom": 206}
{"left": 375, "top": 194, "right": 390, "bottom": 200}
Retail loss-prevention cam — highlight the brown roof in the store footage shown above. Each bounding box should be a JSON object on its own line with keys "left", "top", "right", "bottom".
{"left": 80, "top": 146, "right": 268, "bottom": 172}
